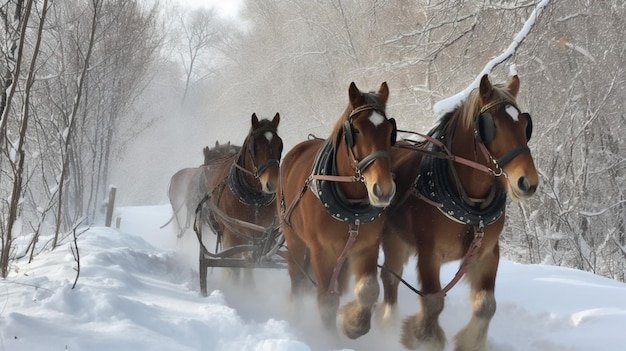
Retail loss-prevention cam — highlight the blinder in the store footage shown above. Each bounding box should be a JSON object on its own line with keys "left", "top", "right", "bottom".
{"left": 521, "top": 112, "right": 532, "bottom": 141}
{"left": 474, "top": 111, "right": 533, "bottom": 144}
{"left": 246, "top": 128, "right": 282, "bottom": 177}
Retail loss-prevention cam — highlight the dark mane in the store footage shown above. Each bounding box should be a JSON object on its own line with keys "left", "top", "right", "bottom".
{"left": 250, "top": 118, "right": 279, "bottom": 134}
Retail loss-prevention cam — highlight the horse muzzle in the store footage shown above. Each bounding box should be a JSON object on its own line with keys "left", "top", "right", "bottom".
{"left": 507, "top": 174, "right": 538, "bottom": 200}
{"left": 368, "top": 180, "right": 396, "bottom": 207}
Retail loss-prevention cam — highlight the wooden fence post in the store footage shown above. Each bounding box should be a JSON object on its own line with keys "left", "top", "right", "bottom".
{"left": 105, "top": 186, "right": 117, "bottom": 227}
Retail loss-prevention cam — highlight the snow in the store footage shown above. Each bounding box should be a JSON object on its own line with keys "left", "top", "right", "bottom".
{"left": 2, "top": 205, "right": 626, "bottom": 351}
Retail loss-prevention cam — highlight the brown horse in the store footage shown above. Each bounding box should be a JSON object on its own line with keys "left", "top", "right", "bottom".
{"left": 278, "top": 82, "right": 397, "bottom": 339}
{"left": 380, "top": 74, "right": 538, "bottom": 351}
{"left": 199, "top": 113, "right": 282, "bottom": 284}
{"left": 203, "top": 141, "right": 241, "bottom": 166}
{"left": 164, "top": 141, "right": 240, "bottom": 237}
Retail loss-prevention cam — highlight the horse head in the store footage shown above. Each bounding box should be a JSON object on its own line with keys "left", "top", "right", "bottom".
{"left": 341, "top": 82, "right": 397, "bottom": 207}
{"left": 245, "top": 112, "right": 283, "bottom": 194}
{"left": 475, "top": 74, "right": 539, "bottom": 200}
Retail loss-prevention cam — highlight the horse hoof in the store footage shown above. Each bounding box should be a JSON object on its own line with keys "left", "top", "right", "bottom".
{"left": 401, "top": 314, "right": 446, "bottom": 351}
{"left": 374, "top": 302, "right": 400, "bottom": 330}
{"left": 339, "top": 301, "right": 372, "bottom": 339}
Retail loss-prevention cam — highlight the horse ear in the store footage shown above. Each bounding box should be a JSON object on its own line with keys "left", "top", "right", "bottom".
{"left": 215, "top": 141, "right": 219, "bottom": 147}
{"left": 508, "top": 75, "right": 520, "bottom": 97}
{"left": 348, "top": 82, "right": 364, "bottom": 107}
{"left": 378, "top": 82, "right": 389, "bottom": 103}
{"left": 271, "top": 112, "right": 280, "bottom": 128}
{"left": 479, "top": 74, "right": 493, "bottom": 103}
{"left": 251, "top": 113, "right": 259, "bottom": 126}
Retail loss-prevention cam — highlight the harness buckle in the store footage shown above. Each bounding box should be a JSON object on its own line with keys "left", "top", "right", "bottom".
{"left": 490, "top": 158, "right": 503, "bottom": 177}
{"left": 349, "top": 220, "right": 360, "bottom": 237}
{"left": 475, "top": 220, "right": 485, "bottom": 239}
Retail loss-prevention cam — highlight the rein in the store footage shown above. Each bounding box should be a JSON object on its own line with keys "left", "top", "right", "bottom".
{"left": 233, "top": 159, "right": 280, "bottom": 179}
{"left": 193, "top": 193, "right": 282, "bottom": 257}
{"left": 381, "top": 222, "right": 485, "bottom": 298}
{"left": 395, "top": 129, "right": 497, "bottom": 176}
{"left": 387, "top": 113, "right": 510, "bottom": 297}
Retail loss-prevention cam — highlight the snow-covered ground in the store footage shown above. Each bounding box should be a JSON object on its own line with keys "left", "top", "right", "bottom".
{"left": 2, "top": 205, "right": 625, "bottom": 351}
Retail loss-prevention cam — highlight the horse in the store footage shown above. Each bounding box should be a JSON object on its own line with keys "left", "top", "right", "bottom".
{"left": 379, "top": 74, "right": 538, "bottom": 351}
{"left": 203, "top": 141, "right": 241, "bottom": 165}
{"left": 197, "top": 113, "right": 282, "bottom": 286}
{"left": 164, "top": 141, "right": 240, "bottom": 238}
{"left": 278, "top": 82, "right": 397, "bottom": 339}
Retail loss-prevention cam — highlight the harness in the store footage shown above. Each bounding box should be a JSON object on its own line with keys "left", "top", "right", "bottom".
{"left": 280, "top": 104, "right": 393, "bottom": 294}
{"left": 281, "top": 104, "right": 393, "bottom": 230}
{"left": 227, "top": 159, "right": 276, "bottom": 207}
{"left": 309, "top": 139, "right": 385, "bottom": 224}
{"left": 416, "top": 135, "right": 507, "bottom": 227}
{"left": 200, "top": 121, "right": 282, "bottom": 251}
{"left": 388, "top": 101, "right": 532, "bottom": 297}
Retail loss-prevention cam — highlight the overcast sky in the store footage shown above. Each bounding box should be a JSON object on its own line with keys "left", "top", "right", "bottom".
{"left": 176, "top": 0, "right": 242, "bottom": 18}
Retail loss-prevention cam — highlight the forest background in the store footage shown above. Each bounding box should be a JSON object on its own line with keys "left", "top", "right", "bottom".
{"left": 1, "top": 0, "right": 624, "bottom": 284}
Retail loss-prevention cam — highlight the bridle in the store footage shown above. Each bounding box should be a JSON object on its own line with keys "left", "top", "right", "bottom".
{"left": 340, "top": 104, "right": 394, "bottom": 183}
{"left": 474, "top": 99, "right": 532, "bottom": 172}
{"left": 234, "top": 126, "right": 282, "bottom": 179}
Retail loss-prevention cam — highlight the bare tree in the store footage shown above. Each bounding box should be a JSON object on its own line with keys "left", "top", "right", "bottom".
{"left": 0, "top": 0, "right": 37, "bottom": 278}
{"left": 496, "top": 0, "right": 626, "bottom": 280}
{"left": 172, "top": 7, "right": 227, "bottom": 103}
{"left": 0, "top": 0, "right": 164, "bottom": 275}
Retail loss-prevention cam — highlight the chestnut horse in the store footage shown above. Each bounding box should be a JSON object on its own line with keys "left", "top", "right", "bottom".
{"left": 198, "top": 113, "right": 282, "bottom": 286}
{"left": 278, "top": 82, "right": 397, "bottom": 339}
{"left": 380, "top": 74, "right": 538, "bottom": 350}
{"left": 164, "top": 141, "right": 240, "bottom": 237}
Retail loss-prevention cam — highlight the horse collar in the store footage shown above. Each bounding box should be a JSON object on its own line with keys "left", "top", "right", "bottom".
{"left": 416, "top": 139, "right": 506, "bottom": 226}
{"left": 227, "top": 161, "right": 275, "bottom": 207}
{"left": 309, "top": 140, "right": 384, "bottom": 224}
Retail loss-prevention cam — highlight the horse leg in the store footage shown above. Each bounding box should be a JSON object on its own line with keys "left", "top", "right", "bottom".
{"left": 170, "top": 198, "right": 186, "bottom": 238}
{"left": 178, "top": 210, "right": 189, "bottom": 238}
{"left": 453, "top": 244, "right": 499, "bottom": 351}
{"left": 378, "top": 232, "right": 410, "bottom": 326}
{"left": 220, "top": 231, "right": 243, "bottom": 285}
{"left": 283, "top": 226, "right": 312, "bottom": 302}
{"left": 181, "top": 200, "right": 194, "bottom": 238}
{"left": 338, "top": 245, "right": 380, "bottom": 339}
{"left": 402, "top": 253, "right": 446, "bottom": 351}
{"left": 308, "top": 243, "right": 342, "bottom": 333}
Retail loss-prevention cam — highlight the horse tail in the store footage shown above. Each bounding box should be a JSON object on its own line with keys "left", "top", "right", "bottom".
{"left": 160, "top": 195, "right": 186, "bottom": 229}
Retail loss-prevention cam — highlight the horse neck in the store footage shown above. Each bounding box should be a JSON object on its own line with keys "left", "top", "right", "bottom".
{"left": 239, "top": 145, "right": 262, "bottom": 191}
{"left": 449, "top": 127, "right": 495, "bottom": 199}
{"left": 334, "top": 139, "right": 368, "bottom": 200}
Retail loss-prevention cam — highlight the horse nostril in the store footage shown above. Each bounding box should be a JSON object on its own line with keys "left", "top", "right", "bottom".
{"left": 517, "top": 177, "right": 529, "bottom": 191}
{"left": 373, "top": 183, "right": 382, "bottom": 198}
{"left": 517, "top": 176, "right": 536, "bottom": 195}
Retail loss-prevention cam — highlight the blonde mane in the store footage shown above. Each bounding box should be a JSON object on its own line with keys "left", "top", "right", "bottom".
{"left": 328, "top": 90, "right": 387, "bottom": 147}
{"left": 444, "top": 82, "right": 518, "bottom": 134}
